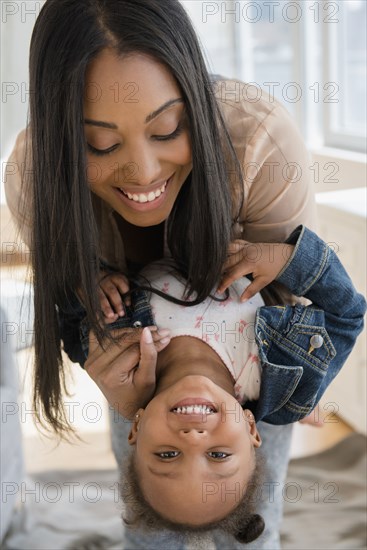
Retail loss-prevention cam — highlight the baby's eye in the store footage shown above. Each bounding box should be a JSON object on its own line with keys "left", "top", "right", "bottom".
{"left": 208, "top": 451, "right": 232, "bottom": 460}
{"left": 155, "top": 451, "right": 180, "bottom": 459}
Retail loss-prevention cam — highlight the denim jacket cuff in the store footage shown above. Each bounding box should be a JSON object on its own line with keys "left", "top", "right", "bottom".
{"left": 275, "top": 225, "right": 330, "bottom": 296}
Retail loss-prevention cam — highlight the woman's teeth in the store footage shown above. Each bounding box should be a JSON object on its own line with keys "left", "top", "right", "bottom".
{"left": 172, "top": 405, "right": 215, "bottom": 415}
{"left": 120, "top": 181, "right": 167, "bottom": 203}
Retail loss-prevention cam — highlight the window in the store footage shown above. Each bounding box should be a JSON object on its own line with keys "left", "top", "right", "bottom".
{"left": 181, "top": 0, "right": 366, "bottom": 154}
{"left": 323, "top": 0, "right": 366, "bottom": 152}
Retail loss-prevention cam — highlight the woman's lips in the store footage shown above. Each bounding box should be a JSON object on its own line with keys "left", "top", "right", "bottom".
{"left": 114, "top": 174, "right": 174, "bottom": 211}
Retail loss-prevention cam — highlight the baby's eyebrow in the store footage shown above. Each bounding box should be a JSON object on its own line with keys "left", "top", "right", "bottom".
{"left": 212, "top": 466, "right": 240, "bottom": 479}
{"left": 147, "top": 465, "right": 240, "bottom": 480}
{"left": 148, "top": 467, "right": 178, "bottom": 478}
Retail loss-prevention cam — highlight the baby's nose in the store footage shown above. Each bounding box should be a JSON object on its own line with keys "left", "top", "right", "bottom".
{"left": 180, "top": 428, "right": 207, "bottom": 437}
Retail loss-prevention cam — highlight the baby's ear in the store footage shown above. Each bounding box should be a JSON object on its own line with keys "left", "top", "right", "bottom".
{"left": 128, "top": 424, "right": 138, "bottom": 445}
{"left": 128, "top": 408, "right": 144, "bottom": 445}
{"left": 234, "top": 514, "right": 265, "bottom": 543}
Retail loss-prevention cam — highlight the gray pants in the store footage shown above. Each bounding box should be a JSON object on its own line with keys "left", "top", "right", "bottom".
{"left": 109, "top": 410, "right": 293, "bottom": 550}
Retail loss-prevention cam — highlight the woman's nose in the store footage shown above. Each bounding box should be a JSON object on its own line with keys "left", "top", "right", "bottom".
{"left": 122, "top": 145, "right": 161, "bottom": 187}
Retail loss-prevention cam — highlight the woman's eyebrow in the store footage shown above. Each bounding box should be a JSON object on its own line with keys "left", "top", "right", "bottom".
{"left": 145, "top": 98, "right": 183, "bottom": 123}
{"left": 84, "top": 98, "right": 184, "bottom": 129}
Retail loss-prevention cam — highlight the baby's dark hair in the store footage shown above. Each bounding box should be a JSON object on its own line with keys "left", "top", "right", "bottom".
{"left": 120, "top": 450, "right": 265, "bottom": 545}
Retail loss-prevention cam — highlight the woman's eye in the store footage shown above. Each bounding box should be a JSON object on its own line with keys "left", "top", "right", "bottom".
{"left": 155, "top": 451, "right": 180, "bottom": 459}
{"left": 208, "top": 451, "right": 232, "bottom": 460}
{"left": 86, "top": 121, "right": 184, "bottom": 156}
{"left": 153, "top": 122, "right": 183, "bottom": 142}
{"left": 86, "top": 144, "right": 117, "bottom": 156}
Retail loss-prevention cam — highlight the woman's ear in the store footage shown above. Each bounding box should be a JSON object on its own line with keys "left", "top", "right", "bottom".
{"left": 128, "top": 408, "right": 144, "bottom": 445}
{"left": 244, "top": 409, "right": 262, "bottom": 448}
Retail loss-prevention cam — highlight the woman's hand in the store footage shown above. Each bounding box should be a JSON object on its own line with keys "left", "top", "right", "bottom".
{"left": 84, "top": 326, "right": 171, "bottom": 419}
{"left": 217, "top": 240, "right": 294, "bottom": 302}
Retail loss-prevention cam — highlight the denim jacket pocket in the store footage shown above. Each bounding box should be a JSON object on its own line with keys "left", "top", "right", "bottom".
{"left": 257, "top": 304, "right": 337, "bottom": 375}
{"left": 250, "top": 355, "right": 324, "bottom": 425}
{"left": 284, "top": 322, "right": 337, "bottom": 372}
{"left": 248, "top": 359, "right": 304, "bottom": 423}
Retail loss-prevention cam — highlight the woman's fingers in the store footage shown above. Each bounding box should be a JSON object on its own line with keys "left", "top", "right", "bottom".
{"left": 86, "top": 326, "right": 170, "bottom": 362}
{"left": 107, "top": 327, "right": 170, "bottom": 347}
{"left": 134, "top": 327, "right": 158, "bottom": 388}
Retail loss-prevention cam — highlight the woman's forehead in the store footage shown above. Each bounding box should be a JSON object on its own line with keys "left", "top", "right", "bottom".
{"left": 84, "top": 49, "right": 179, "bottom": 94}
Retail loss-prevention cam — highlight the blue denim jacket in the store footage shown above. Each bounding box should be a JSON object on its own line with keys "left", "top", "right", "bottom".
{"left": 58, "top": 225, "right": 366, "bottom": 425}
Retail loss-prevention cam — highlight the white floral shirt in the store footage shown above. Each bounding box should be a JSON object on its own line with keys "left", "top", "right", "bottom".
{"left": 140, "top": 261, "right": 264, "bottom": 403}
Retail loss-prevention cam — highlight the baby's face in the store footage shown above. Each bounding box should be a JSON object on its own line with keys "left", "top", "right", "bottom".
{"left": 128, "top": 375, "right": 261, "bottom": 524}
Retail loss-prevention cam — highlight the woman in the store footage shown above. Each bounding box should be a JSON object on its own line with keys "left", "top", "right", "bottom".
{"left": 5, "top": 0, "right": 317, "bottom": 548}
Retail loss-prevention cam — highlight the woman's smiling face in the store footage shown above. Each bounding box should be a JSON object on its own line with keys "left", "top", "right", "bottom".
{"left": 83, "top": 49, "right": 193, "bottom": 227}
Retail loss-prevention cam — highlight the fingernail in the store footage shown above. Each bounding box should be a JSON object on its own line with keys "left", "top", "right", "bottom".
{"left": 159, "top": 337, "right": 170, "bottom": 345}
{"left": 107, "top": 312, "right": 115, "bottom": 318}
{"left": 119, "top": 310, "right": 125, "bottom": 316}
{"left": 143, "top": 327, "right": 153, "bottom": 343}
{"left": 157, "top": 328, "right": 171, "bottom": 337}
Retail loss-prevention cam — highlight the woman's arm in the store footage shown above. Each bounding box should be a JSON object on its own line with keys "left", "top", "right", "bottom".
{"left": 239, "top": 100, "right": 318, "bottom": 242}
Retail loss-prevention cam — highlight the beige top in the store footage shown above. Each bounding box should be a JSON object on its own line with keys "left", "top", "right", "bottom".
{"left": 4, "top": 78, "right": 318, "bottom": 279}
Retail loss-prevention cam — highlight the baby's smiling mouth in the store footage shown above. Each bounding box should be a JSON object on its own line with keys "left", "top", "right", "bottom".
{"left": 170, "top": 404, "right": 217, "bottom": 415}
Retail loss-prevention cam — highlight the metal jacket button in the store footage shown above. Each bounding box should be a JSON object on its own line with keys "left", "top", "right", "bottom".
{"left": 308, "top": 334, "right": 324, "bottom": 354}
{"left": 310, "top": 334, "right": 324, "bottom": 348}
{"left": 133, "top": 321, "right": 142, "bottom": 328}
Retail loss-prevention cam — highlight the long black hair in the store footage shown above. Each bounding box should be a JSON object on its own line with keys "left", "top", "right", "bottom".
{"left": 25, "top": 0, "right": 244, "bottom": 434}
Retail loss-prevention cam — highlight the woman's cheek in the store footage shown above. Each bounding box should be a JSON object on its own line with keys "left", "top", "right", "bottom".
{"left": 179, "top": 133, "right": 193, "bottom": 165}
{"left": 163, "top": 129, "right": 191, "bottom": 165}
{"left": 86, "top": 159, "right": 109, "bottom": 191}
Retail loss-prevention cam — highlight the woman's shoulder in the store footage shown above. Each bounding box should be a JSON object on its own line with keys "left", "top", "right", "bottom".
{"left": 211, "top": 75, "right": 301, "bottom": 149}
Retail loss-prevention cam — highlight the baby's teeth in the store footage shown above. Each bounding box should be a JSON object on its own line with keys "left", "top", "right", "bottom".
{"left": 132, "top": 194, "right": 139, "bottom": 202}
{"left": 172, "top": 404, "right": 215, "bottom": 414}
{"left": 155, "top": 189, "right": 161, "bottom": 198}
{"left": 148, "top": 191, "right": 156, "bottom": 202}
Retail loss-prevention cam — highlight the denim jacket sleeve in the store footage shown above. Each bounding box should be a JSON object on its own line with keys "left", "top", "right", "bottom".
{"left": 252, "top": 225, "right": 366, "bottom": 424}
{"left": 57, "top": 285, "right": 155, "bottom": 368}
